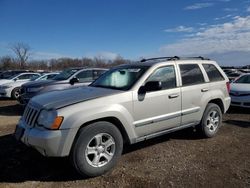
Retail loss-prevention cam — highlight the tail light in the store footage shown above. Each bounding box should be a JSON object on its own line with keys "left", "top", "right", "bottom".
{"left": 226, "top": 82, "right": 230, "bottom": 93}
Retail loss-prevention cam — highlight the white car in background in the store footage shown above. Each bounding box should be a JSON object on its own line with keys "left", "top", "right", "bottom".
{"left": 30, "top": 72, "right": 59, "bottom": 81}
{"left": 0, "top": 72, "right": 40, "bottom": 99}
{"left": 230, "top": 73, "right": 250, "bottom": 108}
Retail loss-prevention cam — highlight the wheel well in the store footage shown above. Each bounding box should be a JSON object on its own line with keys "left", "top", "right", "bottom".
{"left": 77, "top": 117, "right": 131, "bottom": 145}
{"left": 208, "top": 98, "right": 224, "bottom": 113}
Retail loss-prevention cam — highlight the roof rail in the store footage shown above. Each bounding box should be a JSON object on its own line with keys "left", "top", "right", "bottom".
{"left": 140, "top": 56, "right": 180, "bottom": 62}
{"left": 184, "top": 56, "right": 210, "bottom": 60}
{"left": 140, "top": 56, "right": 210, "bottom": 62}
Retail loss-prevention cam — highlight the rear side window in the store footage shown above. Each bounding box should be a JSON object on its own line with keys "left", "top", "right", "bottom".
{"left": 179, "top": 64, "right": 205, "bottom": 86}
{"left": 202, "top": 64, "right": 225, "bottom": 82}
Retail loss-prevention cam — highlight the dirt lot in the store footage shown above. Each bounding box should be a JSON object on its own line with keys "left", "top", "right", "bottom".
{"left": 0, "top": 99, "right": 249, "bottom": 188}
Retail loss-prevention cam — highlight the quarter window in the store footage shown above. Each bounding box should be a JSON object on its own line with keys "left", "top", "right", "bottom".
{"left": 179, "top": 64, "right": 205, "bottom": 86}
{"left": 146, "top": 66, "right": 176, "bottom": 90}
{"left": 202, "top": 64, "right": 225, "bottom": 82}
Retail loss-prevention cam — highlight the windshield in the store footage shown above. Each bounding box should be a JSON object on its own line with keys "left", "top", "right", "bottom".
{"left": 53, "top": 69, "right": 79, "bottom": 81}
{"left": 1, "top": 73, "right": 17, "bottom": 79}
{"left": 7, "top": 74, "right": 19, "bottom": 80}
{"left": 91, "top": 65, "right": 149, "bottom": 90}
{"left": 234, "top": 75, "right": 250, "bottom": 84}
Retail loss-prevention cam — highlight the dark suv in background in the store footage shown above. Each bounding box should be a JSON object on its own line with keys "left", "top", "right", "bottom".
{"left": 18, "top": 67, "right": 107, "bottom": 105}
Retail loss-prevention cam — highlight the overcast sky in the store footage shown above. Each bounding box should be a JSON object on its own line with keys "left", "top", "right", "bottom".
{"left": 0, "top": 0, "right": 250, "bottom": 66}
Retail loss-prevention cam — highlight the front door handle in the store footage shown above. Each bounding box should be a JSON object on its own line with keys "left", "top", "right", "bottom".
{"left": 201, "top": 88, "right": 209, "bottom": 92}
{"left": 168, "top": 94, "right": 179, "bottom": 99}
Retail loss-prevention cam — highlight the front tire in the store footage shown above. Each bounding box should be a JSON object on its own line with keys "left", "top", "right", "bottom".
{"left": 70, "top": 121, "right": 123, "bottom": 177}
{"left": 11, "top": 87, "right": 20, "bottom": 100}
{"left": 198, "top": 103, "right": 222, "bottom": 138}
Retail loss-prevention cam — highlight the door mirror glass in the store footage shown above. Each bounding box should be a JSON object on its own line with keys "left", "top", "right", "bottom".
{"left": 138, "top": 81, "right": 162, "bottom": 95}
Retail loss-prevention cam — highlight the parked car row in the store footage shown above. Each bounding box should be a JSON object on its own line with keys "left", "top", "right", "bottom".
{"left": 0, "top": 68, "right": 107, "bottom": 102}
{"left": 222, "top": 68, "right": 249, "bottom": 82}
{"left": 18, "top": 68, "right": 107, "bottom": 105}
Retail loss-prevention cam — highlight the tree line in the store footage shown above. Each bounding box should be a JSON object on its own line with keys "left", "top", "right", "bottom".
{"left": 0, "top": 42, "right": 133, "bottom": 71}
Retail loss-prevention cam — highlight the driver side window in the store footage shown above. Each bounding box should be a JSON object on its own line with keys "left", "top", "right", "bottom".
{"left": 146, "top": 66, "right": 176, "bottom": 90}
{"left": 75, "top": 70, "right": 93, "bottom": 83}
{"left": 17, "top": 74, "right": 33, "bottom": 80}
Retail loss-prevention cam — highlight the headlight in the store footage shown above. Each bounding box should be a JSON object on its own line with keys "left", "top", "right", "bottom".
{"left": 37, "top": 109, "right": 63, "bottom": 129}
{"left": 27, "top": 87, "right": 43, "bottom": 93}
{"left": 1, "top": 85, "right": 11, "bottom": 89}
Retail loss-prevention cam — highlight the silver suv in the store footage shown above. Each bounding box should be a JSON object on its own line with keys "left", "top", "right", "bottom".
{"left": 15, "top": 57, "right": 231, "bottom": 177}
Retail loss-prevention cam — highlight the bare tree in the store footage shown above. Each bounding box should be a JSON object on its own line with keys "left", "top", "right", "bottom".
{"left": 10, "top": 42, "right": 31, "bottom": 69}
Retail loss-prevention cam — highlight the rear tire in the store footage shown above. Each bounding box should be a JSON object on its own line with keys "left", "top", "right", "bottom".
{"left": 198, "top": 103, "right": 222, "bottom": 138}
{"left": 11, "top": 87, "right": 20, "bottom": 100}
{"left": 70, "top": 121, "right": 123, "bottom": 177}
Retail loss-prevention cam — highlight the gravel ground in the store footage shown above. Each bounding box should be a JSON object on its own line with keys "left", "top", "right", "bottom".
{"left": 0, "top": 100, "right": 249, "bottom": 188}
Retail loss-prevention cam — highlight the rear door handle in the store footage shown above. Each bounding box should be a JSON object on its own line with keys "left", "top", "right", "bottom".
{"left": 201, "top": 88, "right": 209, "bottom": 92}
{"left": 168, "top": 94, "right": 179, "bottom": 99}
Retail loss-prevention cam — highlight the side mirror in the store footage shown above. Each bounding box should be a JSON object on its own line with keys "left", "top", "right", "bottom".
{"left": 69, "top": 77, "right": 79, "bottom": 85}
{"left": 138, "top": 81, "right": 162, "bottom": 101}
{"left": 144, "top": 81, "right": 162, "bottom": 92}
{"left": 13, "top": 78, "right": 18, "bottom": 81}
{"left": 137, "top": 81, "right": 162, "bottom": 101}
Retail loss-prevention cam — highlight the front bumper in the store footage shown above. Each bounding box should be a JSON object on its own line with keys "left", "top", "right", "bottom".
{"left": 15, "top": 118, "right": 74, "bottom": 157}
{"left": 0, "top": 88, "right": 7, "bottom": 97}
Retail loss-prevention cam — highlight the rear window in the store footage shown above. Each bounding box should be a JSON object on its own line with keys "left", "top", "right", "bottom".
{"left": 203, "top": 64, "right": 225, "bottom": 82}
{"left": 179, "top": 64, "right": 205, "bottom": 86}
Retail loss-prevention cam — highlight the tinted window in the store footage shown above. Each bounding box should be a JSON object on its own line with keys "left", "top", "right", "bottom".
{"left": 76, "top": 70, "right": 93, "bottom": 82}
{"left": 234, "top": 74, "right": 250, "bottom": 84}
{"left": 53, "top": 69, "right": 79, "bottom": 80}
{"left": 17, "top": 74, "right": 36, "bottom": 80}
{"left": 146, "top": 66, "right": 176, "bottom": 90}
{"left": 203, "top": 64, "right": 224, "bottom": 82}
{"left": 180, "top": 64, "right": 205, "bottom": 86}
{"left": 47, "top": 74, "right": 57, "bottom": 79}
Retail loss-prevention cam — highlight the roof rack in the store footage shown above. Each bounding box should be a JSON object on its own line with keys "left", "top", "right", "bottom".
{"left": 140, "top": 56, "right": 210, "bottom": 62}
{"left": 140, "top": 56, "right": 180, "bottom": 62}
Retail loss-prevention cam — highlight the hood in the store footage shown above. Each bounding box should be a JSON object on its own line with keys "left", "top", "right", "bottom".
{"left": 22, "top": 79, "right": 64, "bottom": 88}
{"left": 0, "top": 79, "right": 12, "bottom": 85}
{"left": 30, "top": 86, "right": 122, "bottom": 109}
{"left": 230, "top": 83, "right": 250, "bottom": 92}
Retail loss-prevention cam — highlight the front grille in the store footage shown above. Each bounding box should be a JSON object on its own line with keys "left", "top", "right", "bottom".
{"left": 230, "top": 92, "right": 250, "bottom": 97}
{"left": 23, "top": 104, "right": 40, "bottom": 127}
{"left": 231, "top": 102, "right": 241, "bottom": 105}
